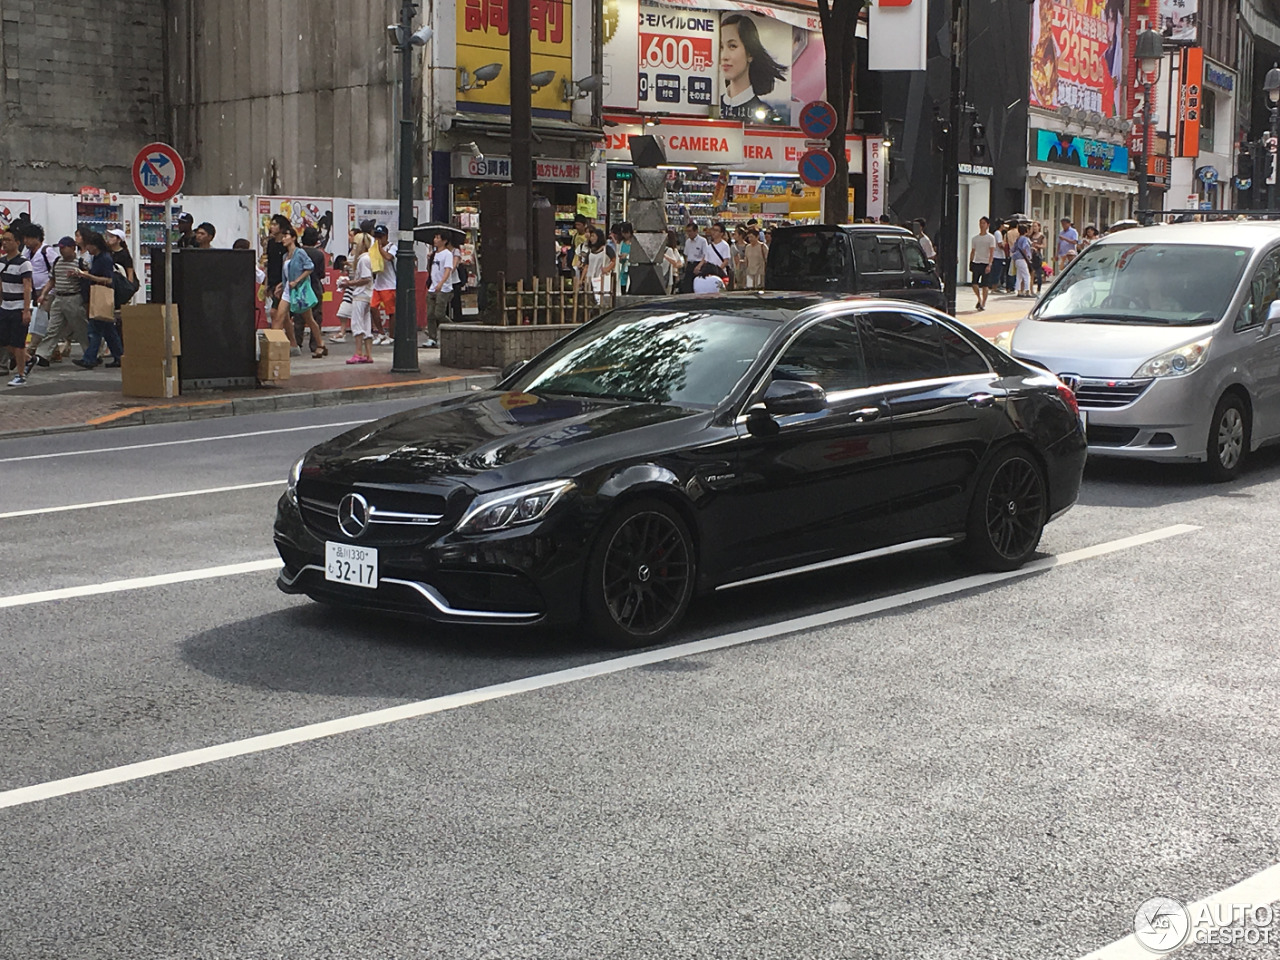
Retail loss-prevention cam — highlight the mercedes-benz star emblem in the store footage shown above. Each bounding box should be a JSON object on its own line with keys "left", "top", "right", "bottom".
{"left": 337, "top": 493, "right": 371, "bottom": 539}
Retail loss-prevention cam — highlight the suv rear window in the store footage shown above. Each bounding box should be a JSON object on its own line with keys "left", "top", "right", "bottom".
{"left": 766, "top": 231, "right": 848, "bottom": 287}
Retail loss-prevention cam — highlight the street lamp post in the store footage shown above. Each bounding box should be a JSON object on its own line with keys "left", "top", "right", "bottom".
{"left": 390, "top": 0, "right": 428, "bottom": 373}
{"left": 1134, "top": 29, "right": 1163, "bottom": 225}
{"left": 1264, "top": 64, "right": 1280, "bottom": 212}
{"left": 939, "top": 0, "right": 964, "bottom": 316}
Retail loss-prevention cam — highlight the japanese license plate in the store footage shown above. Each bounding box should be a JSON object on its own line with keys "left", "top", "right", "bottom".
{"left": 325, "top": 541, "right": 378, "bottom": 589}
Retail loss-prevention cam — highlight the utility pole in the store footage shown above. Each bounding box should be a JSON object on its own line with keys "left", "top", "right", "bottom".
{"left": 509, "top": 0, "right": 532, "bottom": 283}
{"left": 938, "top": 0, "right": 963, "bottom": 316}
{"left": 391, "top": 0, "right": 420, "bottom": 373}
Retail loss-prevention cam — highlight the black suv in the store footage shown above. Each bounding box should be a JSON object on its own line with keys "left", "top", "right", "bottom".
{"left": 764, "top": 224, "right": 946, "bottom": 311}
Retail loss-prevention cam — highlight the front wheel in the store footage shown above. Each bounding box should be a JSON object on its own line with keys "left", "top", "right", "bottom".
{"left": 964, "top": 447, "right": 1047, "bottom": 572}
{"left": 583, "top": 499, "right": 695, "bottom": 649}
{"left": 1204, "top": 393, "right": 1248, "bottom": 483}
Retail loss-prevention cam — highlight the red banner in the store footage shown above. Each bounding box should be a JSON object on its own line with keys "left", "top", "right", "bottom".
{"left": 1178, "top": 46, "right": 1203, "bottom": 158}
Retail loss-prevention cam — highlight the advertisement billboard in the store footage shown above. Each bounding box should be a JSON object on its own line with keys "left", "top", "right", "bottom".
{"left": 457, "top": 0, "right": 573, "bottom": 114}
{"left": 1030, "top": 0, "right": 1125, "bottom": 118}
{"left": 1160, "top": 0, "right": 1197, "bottom": 42}
{"left": 638, "top": 5, "right": 718, "bottom": 114}
{"left": 1033, "top": 129, "right": 1130, "bottom": 174}
{"left": 718, "top": 11, "right": 792, "bottom": 124}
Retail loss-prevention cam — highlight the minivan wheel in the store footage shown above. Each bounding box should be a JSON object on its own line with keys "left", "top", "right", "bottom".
{"left": 1205, "top": 393, "right": 1248, "bottom": 483}
{"left": 964, "top": 447, "right": 1047, "bottom": 572}
{"left": 583, "top": 499, "right": 695, "bottom": 649}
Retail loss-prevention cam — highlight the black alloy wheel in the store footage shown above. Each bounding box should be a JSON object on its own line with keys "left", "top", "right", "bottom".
{"left": 965, "top": 447, "right": 1047, "bottom": 572}
{"left": 1205, "top": 393, "right": 1248, "bottom": 483}
{"left": 585, "top": 499, "right": 695, "bottom": 648}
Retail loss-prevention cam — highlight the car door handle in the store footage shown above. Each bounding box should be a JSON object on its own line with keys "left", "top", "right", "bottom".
{"left": 967, "top": 393, "right": 996, "bottom": 408}
{"left": 854, "top": 406, "right": 883, "bottom": 422}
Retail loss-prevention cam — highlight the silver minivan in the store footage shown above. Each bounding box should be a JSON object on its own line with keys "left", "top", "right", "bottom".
{"left": 999, "top": 222, "right": 1280, "bottom": 480}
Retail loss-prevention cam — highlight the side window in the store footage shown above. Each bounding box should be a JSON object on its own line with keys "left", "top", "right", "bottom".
{"left": 1236, "top": 249, "right": 1280, "bottom": 332}
{"left": 938, "top": 323, "right": 992, "bottom": 376}
{"left": 772, "top": 316, "right": 868, "bottom": 393}
{"left": 903, "top": 241, "right": 929, "bottom": 272}
{"left": 864, "top": 311, "right": 950, "bottom": 384}
{"left": 851, "top": 235, "right": 879, "bottom": 273}
{"left": 877, "top": 238, "right": 905, "bottom": 272}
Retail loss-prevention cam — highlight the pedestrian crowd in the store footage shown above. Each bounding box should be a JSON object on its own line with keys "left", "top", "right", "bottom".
{"left": 968, "top": 214, "right": 1111, "bottom": 310}
{"left": 1, "top": 215, "right": 140, "bottom": 387}
{"left": 558, "top": 215, "right": 773, "bottom": 299}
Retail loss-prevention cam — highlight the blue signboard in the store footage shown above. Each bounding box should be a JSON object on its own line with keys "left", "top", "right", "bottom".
{"left": 1034, "top": 130, "right": 1129, "bottom": 175}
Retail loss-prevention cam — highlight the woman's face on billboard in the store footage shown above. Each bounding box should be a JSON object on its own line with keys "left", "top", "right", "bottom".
{"left": 720, "top": 23, "right": 751, "bottom": 91}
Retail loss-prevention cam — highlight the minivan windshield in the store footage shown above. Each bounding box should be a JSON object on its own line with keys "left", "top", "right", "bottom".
{"left": 1034, "top": 242, "right": 1251, "bottom": 325}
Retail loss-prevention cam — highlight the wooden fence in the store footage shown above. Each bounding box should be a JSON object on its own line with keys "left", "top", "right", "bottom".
{"left": 496, "top": 273, "right": 618, "bottom": 326}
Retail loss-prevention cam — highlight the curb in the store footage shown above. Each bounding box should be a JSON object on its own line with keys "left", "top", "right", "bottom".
{"left": 0, "top": 373, "right": 499, "bottom": 441}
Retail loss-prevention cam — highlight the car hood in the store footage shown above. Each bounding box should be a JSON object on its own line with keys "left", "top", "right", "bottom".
{"left": 1010, "top": 317, "right": 1218, "bottom": 379}
{"left": 306, "top": 390, "right": 702, "bottom": 490}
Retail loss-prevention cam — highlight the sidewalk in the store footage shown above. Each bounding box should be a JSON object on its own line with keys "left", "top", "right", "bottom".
{"left": 952, "top": 284, "right": 1038, "bottom": 342}
{"left": 1, "top": 339, "right": 495, "bottom": 441}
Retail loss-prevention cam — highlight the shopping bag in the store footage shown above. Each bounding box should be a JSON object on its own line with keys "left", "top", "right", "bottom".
{"left": 89, "top": 283, "right": 115, "bottom": 321}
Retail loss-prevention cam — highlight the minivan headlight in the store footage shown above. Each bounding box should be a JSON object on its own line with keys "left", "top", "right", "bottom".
{"left": 1133, "top": 336, "right": 1212, "bottom": 378}
{"left": 456, "top": 479, "right": 576, "bottom": 534}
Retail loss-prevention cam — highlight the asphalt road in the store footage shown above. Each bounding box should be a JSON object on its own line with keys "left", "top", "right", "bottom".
{"left": 2, "top": 398, "right": 1279, "bottom": 959}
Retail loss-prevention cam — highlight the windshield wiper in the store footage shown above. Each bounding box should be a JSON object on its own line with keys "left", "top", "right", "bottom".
{"left": 1038, "top": 312, "right": 1144, "bottom": 324}
{"left": 537, "top": 388, "right": 643, "bottom": 403}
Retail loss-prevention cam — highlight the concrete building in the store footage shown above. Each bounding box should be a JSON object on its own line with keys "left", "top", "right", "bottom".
{"left": 0, "top": 0, "right": 167, "bottom": 193}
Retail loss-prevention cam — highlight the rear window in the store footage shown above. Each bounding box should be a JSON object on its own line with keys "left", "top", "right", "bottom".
{"left": 765, "top": 231, "right": 848, "bottom": 288}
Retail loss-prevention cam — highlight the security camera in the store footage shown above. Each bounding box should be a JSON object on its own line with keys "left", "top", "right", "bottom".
{"left": 387, "top": 23, "right": 403, "bottom": 45}
{"left": 410, "top": 25, "right": 433, "bottom": 46}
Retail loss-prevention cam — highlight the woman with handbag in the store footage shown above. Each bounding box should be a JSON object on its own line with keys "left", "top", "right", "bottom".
{"left": 281, "top": 225, "right": 326, "bottom": 358}
{"left": 72, "top": 232, "right": 124, "bottom": 369}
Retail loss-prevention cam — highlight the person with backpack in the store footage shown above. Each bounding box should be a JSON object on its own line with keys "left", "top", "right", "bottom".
{"left": 72, "top": 232, "right": 124, "bottom": 369}
{"left": 15, "top": 222, "right": 55, "bottom": 372}
{"left": 702, "top": 222, "right": 733, "bottom": 289}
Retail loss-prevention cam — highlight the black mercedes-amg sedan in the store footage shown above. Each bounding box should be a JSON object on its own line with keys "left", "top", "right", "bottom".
{"left": 274, "top": 294, "right": 1086, "bottom": 647}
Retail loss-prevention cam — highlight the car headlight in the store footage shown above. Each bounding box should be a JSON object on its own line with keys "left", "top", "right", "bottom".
{"left": 456, "top": 479, "right": 576, "bottom": 534}
{"left": 286, "top": 456, "right": 304, "bottom": 505}
{"left": 992, "top": 329, "right": 1013, "bottom": 352}
{"left": 1133, "top": 336, "right": 1212, "bottom": 378}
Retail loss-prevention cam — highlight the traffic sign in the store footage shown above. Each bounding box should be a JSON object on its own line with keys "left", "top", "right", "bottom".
{"left": 798, "top": 100, "right": 839, "bottom": 141}
{"left": 131, "top": 142, "right": 185, "bottom": 202}
{"left": 798, "top": 148, "right": 836, "bottom": 188}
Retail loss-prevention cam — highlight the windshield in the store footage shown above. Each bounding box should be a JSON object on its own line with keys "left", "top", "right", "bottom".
{"left": 765, "top": 230, "right": 847, "bottom": 287}
{"left": 506, "top": 309, "right": 778, "bottom": 408}
{"left": 1034, "top": 242, "right": 1250, "bottom": 325}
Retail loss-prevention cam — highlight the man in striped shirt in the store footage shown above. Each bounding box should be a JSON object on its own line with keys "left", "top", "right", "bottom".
{"left": 29, "top": 236, "right": 87, "bottom": 374}
{"left": 1, "top": 226, "right": 33, "bottom": 386}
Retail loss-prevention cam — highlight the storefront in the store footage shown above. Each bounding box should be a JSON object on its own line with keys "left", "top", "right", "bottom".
{"left": 1026, "top": 128, "right": 1135, "bottom": 254}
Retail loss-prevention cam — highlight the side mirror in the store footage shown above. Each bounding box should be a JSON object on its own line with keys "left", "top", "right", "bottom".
{"left": 761, "top": 379, "right": 827, "bottom": 416}
{"left": 499, "top": 359, "right": 528, "bottom": 382}
{"left": 1263, "top": 301, "right": 1280, "bottom": 337}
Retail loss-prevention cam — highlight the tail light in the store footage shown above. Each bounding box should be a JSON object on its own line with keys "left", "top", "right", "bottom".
{"left": 1056, "top": 383, "right": 1080, "bottom": 416}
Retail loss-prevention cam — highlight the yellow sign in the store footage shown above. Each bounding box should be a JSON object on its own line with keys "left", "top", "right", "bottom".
{"left": 576, "top": 194, "right": 597, "bottom": 218}
{"left": 457, "top": 0, "right": 573, "bottom": 114}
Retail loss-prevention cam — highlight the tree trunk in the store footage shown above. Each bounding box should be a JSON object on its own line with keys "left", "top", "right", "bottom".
{"left": 818, "top": 0, "right": 861, "bottom": 224}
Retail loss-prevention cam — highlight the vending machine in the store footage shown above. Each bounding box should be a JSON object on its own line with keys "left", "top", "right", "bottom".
{"left": 75, "top": 191, "right": 126, "bottom": 238}
{"left": 135, "top": 202, "right": 182, "bottom": 302}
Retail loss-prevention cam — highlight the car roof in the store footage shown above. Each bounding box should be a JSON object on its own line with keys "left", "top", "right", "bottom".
{"left": 613, "top": 292, "right": 952, "bottom": 323}
{"left": 772, "top": 223, "right": 913, "bottom": 236}
{"left": 1093, "top": 220, "right": 1280, "bottom": 249}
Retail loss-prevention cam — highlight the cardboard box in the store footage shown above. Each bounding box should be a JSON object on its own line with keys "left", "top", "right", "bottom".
{"left": 258, "top": 329, "right": 292, "bottom": 381}
{"left": 122, "top": 356, "right": 178, "bottom": 398}
{"left": 121, "top": 304, "right": 181, "bottom": 358}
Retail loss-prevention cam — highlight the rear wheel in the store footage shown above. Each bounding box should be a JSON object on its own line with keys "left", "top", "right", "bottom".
{"left": 1204, "top": 393, "right": 1248, "bottom": 483}
{"left": 584, "top": 500, "right": 695, "bottom": 649}
{"left": 964, "top": 447, "right": 1047, "bottom": 571}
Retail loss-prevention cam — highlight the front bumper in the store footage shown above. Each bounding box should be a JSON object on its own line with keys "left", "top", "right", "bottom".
{"left": 1058, "top": 374, "right": 1213, "bottom": 463}
{"left": 273, "top": 493, "right": 590, "bottom": 626}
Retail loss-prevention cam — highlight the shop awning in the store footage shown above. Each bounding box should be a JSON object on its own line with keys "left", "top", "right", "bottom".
{"left": 447, "top": 112, "right": 604, "bottom": 143}
{"left": 1032, "top": 168, "right": 1138, "bottom": 196}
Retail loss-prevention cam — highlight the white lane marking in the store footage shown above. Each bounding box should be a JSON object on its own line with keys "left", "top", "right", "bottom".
{"left": 0, "top": 523, "right": 1197, "bottom": 810}
{"left": 0, "top": 420, "right": 367, "bottom": 464}
{"left": 1080, "top": 863, "right": 1280, "bottom": 958}
{"left": 0, "top": 481, "right": 284, "bottom": 520}
{"left": 0, "top": 559, "right": 282, "bottom": 611}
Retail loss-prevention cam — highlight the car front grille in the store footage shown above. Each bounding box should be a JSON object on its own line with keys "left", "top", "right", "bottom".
{"left": 1069, "top": 377, "right": 1153, "bottom": 409}
{"left": 298, "top": 479, "right": 450, "bottom": 545}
